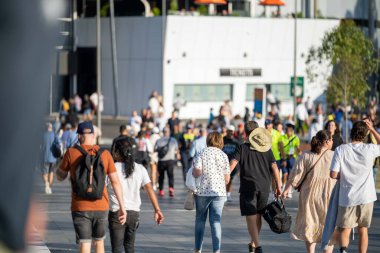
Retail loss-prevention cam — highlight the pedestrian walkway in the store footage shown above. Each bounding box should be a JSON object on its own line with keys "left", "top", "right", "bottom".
{"left": 31, "top": 166, "right": 380, "bottom": 253}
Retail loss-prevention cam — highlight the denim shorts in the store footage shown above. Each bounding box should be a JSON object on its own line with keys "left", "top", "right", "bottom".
{"left": 41, "top": 163, "right": 56, "bottom": 174}
{"left": 71, "top": 211, "right": 108, "bottom": 244}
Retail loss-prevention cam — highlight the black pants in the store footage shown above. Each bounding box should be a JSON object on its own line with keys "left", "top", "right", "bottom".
{"left": 158, "top": 160, "right": 175, "bottom": 190}
{"left": 109, "top": 210, "right": 140, "bottom": 253}
{"left": 296, "top": 119, "right": 305, "bottom": 136}
{"left": 180, "top": 151, "right": 192, "bottom": 182}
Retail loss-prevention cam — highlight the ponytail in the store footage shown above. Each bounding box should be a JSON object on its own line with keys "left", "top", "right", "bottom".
{"left": 113, "top": 137, "right": 135, "bottom": 178}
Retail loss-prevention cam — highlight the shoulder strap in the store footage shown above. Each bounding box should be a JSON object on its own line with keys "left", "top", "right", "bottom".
{"left": 283, "top": 136, "right": 296, "bottom": 148}
{"left": 74, "top": 145, "right": 88, "bottom": 156}
{"left": 303, "top": 150, "right": 328, "bottom": 180}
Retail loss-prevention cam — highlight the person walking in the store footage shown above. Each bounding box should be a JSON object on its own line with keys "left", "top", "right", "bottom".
{"left": 325, "top": 120, "right": 343, "bottom": 151}
{"left": 330, "top": 119, "right": 380, "bottom": 253}
{"left": 279, "top": 122, "right": 301, "bottom": 197}
{"left": 41, "top": 123, "right": 59, "bottom": 194}
{"left": 295, "top": 99, "right": 309, "bottom": 137}
{"left": 108, "top": 136, "right": 164, "bottom": 253}
{"left": 230, "top": 121, "right": 282, "bottom": 253}
{"left": 192, "top": 132, "right": 230, "bottom": 253}
{"left": 149, "top": 127, "right": 161, "bottom": 191}
{"left": 222, "top": 125, "right": 240, "bottom": 202}
{"left": 56, "top": 121, "right": 126, "bottom": 253}
{"left": 189, "top": 128, "right": 207, "bottom": 159}
{"left": 282, "top": 130, "right": 337, "bottom": 253}
{"left": 155, "top": 127, "right": 179, "bottom": 197}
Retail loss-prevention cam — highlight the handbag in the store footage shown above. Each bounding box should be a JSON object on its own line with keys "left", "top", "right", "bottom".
{"left": 184, "top": 190, "right": 195, "bottom": 210}
{"left": 263, "top": 198, "right": 292, "bottom": 234}
{"left": 185, "top": 163, "right": 200, "bottom": 192}
{"left": 294, "top": 150, "right": 327, "bottom": 192}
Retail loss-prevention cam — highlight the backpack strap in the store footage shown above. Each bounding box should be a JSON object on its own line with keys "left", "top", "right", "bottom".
{"left": 74, "top": 145, "right": 88, "bottom": 156}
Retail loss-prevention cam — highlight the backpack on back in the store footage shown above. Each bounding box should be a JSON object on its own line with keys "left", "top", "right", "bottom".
{"left": 71, "top": 145, "right": 106, "bottom": 200}
{"left": 50, "top": 135, "right": 63, "bottom": 158}
{"left": 263, "top": 198, "right": 292, "bottom": 234}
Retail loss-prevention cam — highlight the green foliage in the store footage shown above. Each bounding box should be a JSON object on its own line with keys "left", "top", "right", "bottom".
{"left": 315, "top": 9, "right": 324, "bottom": 19}
{"left": 152, "top": 7, "right": 161, "bottom": 16}
{"left": 306, "top": 20, "right": 378, "bottom": 108}
{"left": 198, "top": 5, "right": 208, "bottom": 16}
{"left": 100, "top": 3, "right": 110, "bottom": 17}
{"left": 170, "top": 0, "right": 178, "bottom": 12}
{"left": 296, "top": 12, "right": 303, "bottom": 18}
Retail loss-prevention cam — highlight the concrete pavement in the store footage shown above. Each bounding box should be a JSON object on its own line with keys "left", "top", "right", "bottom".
{"left": 31, "top": 165, "right": 380, "bottom": 253}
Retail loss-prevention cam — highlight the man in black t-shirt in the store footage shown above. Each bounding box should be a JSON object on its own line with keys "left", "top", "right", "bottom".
{"left": 230, "top": 121, "right": 282, "bottom": 253}
{"left": 222, "top": 125, "right": 240, "bottom": 202}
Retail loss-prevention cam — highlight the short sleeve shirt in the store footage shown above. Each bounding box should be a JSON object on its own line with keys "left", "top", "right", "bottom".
{"left": 194, "top": 147, "right": 230, "bottom": 196}
{"left": 330, "top": 143, "right": 380, "bottom": 207}
{"left": 60, "top": 145, "right": 116, "bottom": 211}
{"left": 281, "top": 134, "right": 300, "bottom": 157}
{"left": 233, "top": 143, "right": 276, "bottom": 193}
{"left": 222, "top": 137, "right": 240, "bottom": 161}
{"left": 271, "top": 129, "right": 282, "bottom": 161}
{"left": 108, "top": 162, "right": 151, "bottom": 212}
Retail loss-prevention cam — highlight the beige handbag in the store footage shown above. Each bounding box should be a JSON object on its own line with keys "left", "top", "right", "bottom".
{"left": 184, "top": 190, "right": 195, "bottom": 210}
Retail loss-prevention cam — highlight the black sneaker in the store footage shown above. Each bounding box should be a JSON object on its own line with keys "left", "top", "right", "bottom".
{"left": 255, "top": 246, "right": 263, "bottom": 253}
{"left": 340, "top": 247, "right": 348, "bottom": 253}
{"left": 248, "top": 244, "right": 254, "bottom": 253}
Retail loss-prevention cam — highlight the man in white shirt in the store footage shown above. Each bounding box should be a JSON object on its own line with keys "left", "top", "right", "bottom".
{"left": 330, "top": 119, "right": 380, "bottom": 253}
{"left": 295, "top": 101, "right": 309, "bottom": 137}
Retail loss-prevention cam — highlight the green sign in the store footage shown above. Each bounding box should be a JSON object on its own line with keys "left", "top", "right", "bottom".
{"left": 290, "top": 76, "right": 304, "bottom": 97}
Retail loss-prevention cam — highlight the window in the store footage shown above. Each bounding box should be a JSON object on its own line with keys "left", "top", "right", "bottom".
{"left": 246, "top": 83, "right": 291, "bottom": 101}
{"left": 174, "top": 84, "right": 233, "bottom": 102}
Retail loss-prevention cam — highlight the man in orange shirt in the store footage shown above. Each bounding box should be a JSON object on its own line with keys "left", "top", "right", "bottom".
{"left": 56, "top": 121, "right": 126, "bottom": 253}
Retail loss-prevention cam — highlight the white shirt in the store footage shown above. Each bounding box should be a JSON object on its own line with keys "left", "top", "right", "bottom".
{"left": 330, "top": 143, "right": 379, "bottom": 207}
{"left": 148, "top": 97, "right": 159, "bottom": 115}
{"left": 295, "top": 104, "right": 308, "bottom": 121}
{"left": 108, "top": 162, "right": 151, "bottom": 212}
{"left": 194, "top": 147, "right": 230, "bottom": 196}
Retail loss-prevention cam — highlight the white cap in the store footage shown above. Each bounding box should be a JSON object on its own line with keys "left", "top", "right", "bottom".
{"left": 227, "top": 125, "right": 235, "bottom": 132}
{"left": 152, "top": 127, "right": 160, "bottom": 134}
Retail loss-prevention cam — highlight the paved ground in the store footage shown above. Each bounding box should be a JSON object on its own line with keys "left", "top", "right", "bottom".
{"left": 32, "top": 165, "right": 380, "bottom": 253}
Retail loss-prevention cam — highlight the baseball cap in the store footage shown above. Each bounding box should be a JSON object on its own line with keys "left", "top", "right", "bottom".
{"left": 265, "top": 119, "right": 273, "bottom": 126}
{"left": 152, "top": 127, "right": 160, "bottom": 134}
{"left": 77, "top": 121, "right": 94, "bottom": 134}
{"left": 227, "top": 125, "right": 235, "bottom": 132}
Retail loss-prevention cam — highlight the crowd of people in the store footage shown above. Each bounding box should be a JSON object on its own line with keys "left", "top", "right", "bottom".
{"left": 39, "top": 91, "right": 380, "bottom": 253}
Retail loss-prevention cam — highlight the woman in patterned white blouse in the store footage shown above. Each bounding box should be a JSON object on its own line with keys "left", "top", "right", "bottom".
{"left": 192, "top": 132, "right": 231, "bottom": 253}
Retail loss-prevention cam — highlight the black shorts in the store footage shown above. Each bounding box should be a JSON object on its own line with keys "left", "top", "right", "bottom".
{"left": 72, "top": 211, "right": 108, "bottom": 244}
{"left": 230, "top": 164, "right": 240, "bottom": 178}
{"left": 240, "top": 191, "right": 269, "bottom": 216}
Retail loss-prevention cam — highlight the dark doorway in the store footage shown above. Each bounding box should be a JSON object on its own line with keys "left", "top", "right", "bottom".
{"left": 77, "top": 47, "right": 97, "bottom": 98}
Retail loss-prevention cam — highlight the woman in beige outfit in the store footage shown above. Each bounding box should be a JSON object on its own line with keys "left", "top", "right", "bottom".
{"left": 282, "top": 130, "right": 338, "bottom": 253}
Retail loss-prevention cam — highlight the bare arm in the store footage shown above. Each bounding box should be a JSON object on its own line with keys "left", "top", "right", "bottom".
{"left": 330, "top": 171, "right": 340, "bottom": 179}
{"left": 365, "top": 119, "right": 380, "bottom": 144}
{"left": 144, "top": 183, "right": 164, "bottom": 225}
{"left": 108, "top": 172, "right": 127, "bottom": 224}
{"left": 271, "top": 162, "right": 282, "bottom": 197}
{"left": 224, "top": 174, "right": 230, "bottom": 185}
{"left": 56, "top": 167, "right": 68, "bottom": 181}
{"left": 230, "top": 159, "right": 238, "bottom": 173}
{"left": 193, "top": 168, "right": 202, "bottom": 178}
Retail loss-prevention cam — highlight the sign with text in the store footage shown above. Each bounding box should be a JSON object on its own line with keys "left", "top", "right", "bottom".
{"left": 220, "top": 68, "right": 262, "bottom": 77}
{"left": 290, "top": 76, "right": 304, "bottom": 97}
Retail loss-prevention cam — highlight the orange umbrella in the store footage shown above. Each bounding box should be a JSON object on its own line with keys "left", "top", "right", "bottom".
{"left": 194, "top": 0, "right": 227, "bottom": 5}
{"left": 259, "top": 0, "right": 285, "bottom": 6}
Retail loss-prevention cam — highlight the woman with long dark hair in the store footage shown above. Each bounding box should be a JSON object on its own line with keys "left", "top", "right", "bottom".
{"left": 325, "top": 120, "right": 343, "bottom": 150}
{"left": 282, "top": 130, "right": 338, "bottom": 253}
{"left": 108, "top": 137, "right": 164, "bottom": 253}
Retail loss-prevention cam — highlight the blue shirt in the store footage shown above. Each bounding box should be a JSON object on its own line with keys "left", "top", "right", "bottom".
{"left": 189, "top": 136, "right": 207, "bottom": 158}
{"left": 42, "top": 131, "right": 57, "bottom": 163}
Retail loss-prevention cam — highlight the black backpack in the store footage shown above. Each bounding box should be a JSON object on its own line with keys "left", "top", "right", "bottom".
{"left": 263, "top": 198, "right": 292, "bottom": 234}
{"left": 71, "top": 145, "right": 106, "bottom": 200}
{"left": 50, "top": 135, "right": 62, "bottom": 158}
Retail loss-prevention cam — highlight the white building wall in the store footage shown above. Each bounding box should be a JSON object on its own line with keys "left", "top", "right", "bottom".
{"left": 164, "top": 16, "right": 339, "bottom": 119}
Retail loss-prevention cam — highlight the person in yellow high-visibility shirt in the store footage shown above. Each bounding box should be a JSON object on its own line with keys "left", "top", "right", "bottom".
{"left": 279, "top": 122, "right": 301, "bottom": 198}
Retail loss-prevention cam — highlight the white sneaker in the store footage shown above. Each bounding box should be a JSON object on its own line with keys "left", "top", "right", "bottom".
{"left": 45, "top": 182, "right": 50, "bottom": 194}
{"left": 287, "top": 192, "right": 292, "bottom": 199}
{"left": 153, "top": 185, "right": 157, "bottom": 191}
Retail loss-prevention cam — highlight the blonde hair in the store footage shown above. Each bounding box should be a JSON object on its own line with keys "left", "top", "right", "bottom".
{"left": 206, "top": 132, "right": 224, "bottom": 149}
